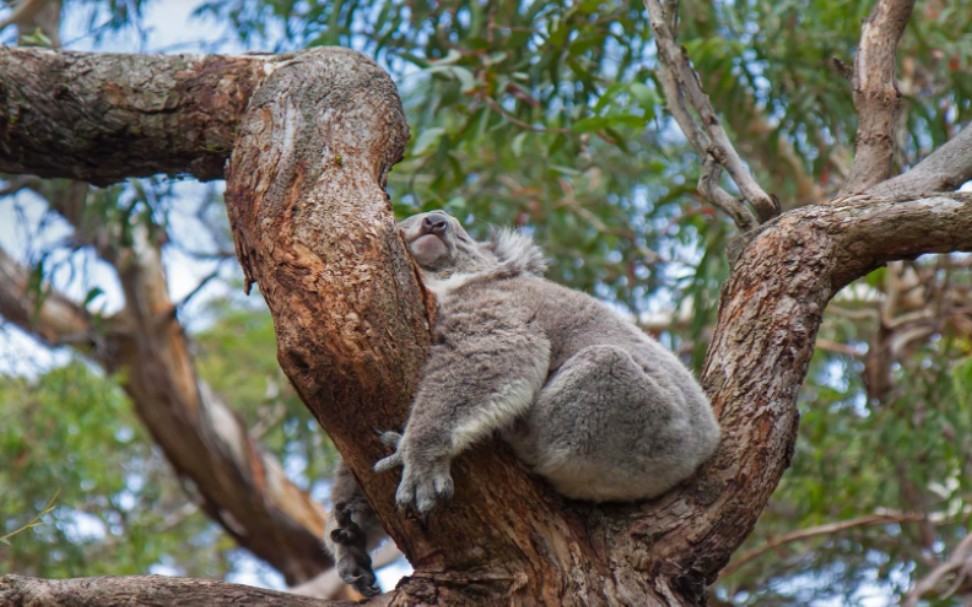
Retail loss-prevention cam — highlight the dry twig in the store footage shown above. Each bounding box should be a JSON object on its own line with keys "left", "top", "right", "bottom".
{"left": 643, "top": 0, "right": 777, "bottom": 228}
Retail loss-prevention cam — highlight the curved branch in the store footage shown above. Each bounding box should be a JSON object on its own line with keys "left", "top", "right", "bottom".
{"left": 0, "top": 230, "right": 334, "bottom": 584}
{"left": 627, "top": 191, "right": 972, "bottom": 593}
{"left": 840, "top": 0, "right": 916, "bottom": 195}
{"left": 0, "top": 48, "right": 281, "bottom": 185}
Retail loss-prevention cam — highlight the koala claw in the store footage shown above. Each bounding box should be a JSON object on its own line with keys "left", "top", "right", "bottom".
{"left": 373, "top": 431, "right": 404, "bottom": 473}
{"left": 336, "top": 551, "right": 380, "bottom": 597}
{"left": 330, "top": 503, "right": 381, "bottom": 597}
{"left": 395, "top": 461, "right": 454, "bottom": 514}
{"left": 373, "top": 430, "right": 454, "bottom": 513}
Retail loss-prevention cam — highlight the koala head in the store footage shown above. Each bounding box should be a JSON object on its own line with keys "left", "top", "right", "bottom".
{"left": 397, "top": 211, "right": 498, "bottom": 278}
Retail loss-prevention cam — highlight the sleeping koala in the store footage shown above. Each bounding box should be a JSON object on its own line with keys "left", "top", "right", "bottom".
{"left": 325, "top": 210, "right": 720, "bottom": 595}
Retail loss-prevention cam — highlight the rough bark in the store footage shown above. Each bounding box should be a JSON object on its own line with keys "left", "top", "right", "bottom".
{"left": 3, "top": 39, "right": 972, "bottom": 607}
{"left": 0, "top": 574, "right": 348, "bottom": 607}
{"left": 0, "top": 47, "right": 280, "bottom": 185}
{"left": 220, "top": 46, "right": 972, "bottom": 605}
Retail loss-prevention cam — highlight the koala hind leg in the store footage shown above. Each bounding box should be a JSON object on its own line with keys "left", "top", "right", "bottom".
{"left": 324, "top": 461, "right": 385, "bottom": 596}
{"left": 505, "top": 344, "right": 706, "bottom": 502}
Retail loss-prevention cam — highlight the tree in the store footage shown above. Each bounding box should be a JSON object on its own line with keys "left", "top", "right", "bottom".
{"left": 1, "top": 0, "right": 971, "bottom": 605}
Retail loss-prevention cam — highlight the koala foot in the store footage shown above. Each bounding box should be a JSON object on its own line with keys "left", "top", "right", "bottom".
{"left": 374, "top": 430, "right": 454, "bottom": 514}
{"left": 330, "top": 502, "right": 381, "bottom": 597}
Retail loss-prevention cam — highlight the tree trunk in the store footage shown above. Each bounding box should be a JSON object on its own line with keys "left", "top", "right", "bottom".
{"left": 2, "top": 46, "right": 972, "bottom": 606}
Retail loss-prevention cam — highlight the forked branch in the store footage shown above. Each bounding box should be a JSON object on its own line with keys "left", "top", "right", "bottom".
{"left": 644, "top": 0, "right": 777, "bottom": 229}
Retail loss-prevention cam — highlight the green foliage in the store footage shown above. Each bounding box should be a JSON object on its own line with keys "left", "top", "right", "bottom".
{"left": 4, "top": 0, "right": 972, "bottom": 603}
{"left": 0, "top": 362, "right": 229, "bottom": 578}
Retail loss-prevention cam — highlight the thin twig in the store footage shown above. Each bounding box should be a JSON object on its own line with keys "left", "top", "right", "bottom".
{"left": 698, "top": 155, "right": 757, "bottom": 230}
{"left": 722, "top": 512, "right": 924, "bottom": 576}
{"left": 644, "top": 0, "right": 777, "bottom": 226}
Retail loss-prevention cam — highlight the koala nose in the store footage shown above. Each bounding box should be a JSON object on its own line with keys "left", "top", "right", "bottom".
{"left": 422, "top": 214, "right": 448, "bottom": 235}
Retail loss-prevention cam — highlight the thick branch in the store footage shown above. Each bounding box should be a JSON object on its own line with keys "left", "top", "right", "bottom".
{"left": 840, "top": 0, "right": 916, "bottom": 195}
{"left": 224, "top": 48, "right": 617, "bottom": 605}
{"left": 0, "top": 48, "right": 281, "bottom": 185}
{"left": 0, "top": 574, "right": 347, "bottom": 607}
{"left": 867, "top": 123, "right": 972, "bottom": 197}
{"left": 622, "top": 191, "right": 972, "bottom": 598}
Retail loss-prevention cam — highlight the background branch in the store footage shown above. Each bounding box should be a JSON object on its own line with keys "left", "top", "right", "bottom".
{"left": 867, "top": 123, "right": 972, "bottom": 197}
{"left": 643, "top": 0, "right": 777, "bottom": 226}
{"left": 840, "top": 0, "right": 916, "bottom": 195}
{"left": 723, "top": 513, "right": 924, "bottom": 576}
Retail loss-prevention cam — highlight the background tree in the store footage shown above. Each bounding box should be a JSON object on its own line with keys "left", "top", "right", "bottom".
{"left": 0, "top": 0, "right": 971, "bottom": 605}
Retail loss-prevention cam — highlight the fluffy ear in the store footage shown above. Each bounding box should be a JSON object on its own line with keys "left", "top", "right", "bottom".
{"left": 485, "top": 228, "right": 549, "bottom": 277}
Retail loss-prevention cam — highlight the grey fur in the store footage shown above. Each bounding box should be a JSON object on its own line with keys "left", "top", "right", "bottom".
{"left": 376, "top": 210, "right": 720, "bottom": 509}
{"left": 326, "top": 210, "right": 721, "bottom": 593}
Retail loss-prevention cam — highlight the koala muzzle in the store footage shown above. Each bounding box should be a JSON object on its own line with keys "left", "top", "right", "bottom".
{"left": 422, "top": 214, "right": 449, "bottom": 235}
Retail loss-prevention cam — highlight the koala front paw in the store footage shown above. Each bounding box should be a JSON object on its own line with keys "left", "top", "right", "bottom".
{"left": 373, "top": 431, "right": 454, "bottom": 514}
{"left": 395, "top": 459, "right": 454, "bottom": 514}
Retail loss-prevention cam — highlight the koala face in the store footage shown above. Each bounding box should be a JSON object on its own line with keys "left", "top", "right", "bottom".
{"left": 397, "top": 211, "right": 496, "bottom": 277}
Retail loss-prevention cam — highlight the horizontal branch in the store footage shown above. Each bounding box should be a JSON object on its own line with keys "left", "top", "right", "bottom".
{"left": 0, "top": 48, "right": 284, "bottom": 185}
{"left": 0, "top": 575, "right": 347, "bottom": 607}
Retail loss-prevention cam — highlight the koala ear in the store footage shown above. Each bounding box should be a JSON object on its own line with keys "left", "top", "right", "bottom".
{"left": 486, "top": 228, "right": 548, "bottom": 276}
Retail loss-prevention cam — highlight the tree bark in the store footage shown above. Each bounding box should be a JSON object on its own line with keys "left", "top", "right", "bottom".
{"left": 0, "top": 48, "right": 279, "bottom": 185}
{"left": 0, "top": 574, "right": 348, "bottom": 606}
{"left": 3, "top": 45, "right": 972, "bottom": 606}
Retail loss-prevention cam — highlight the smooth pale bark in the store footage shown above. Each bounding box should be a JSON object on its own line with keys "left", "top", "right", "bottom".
{"left": 840, "top": 0, "right": 916, "bottom": 195}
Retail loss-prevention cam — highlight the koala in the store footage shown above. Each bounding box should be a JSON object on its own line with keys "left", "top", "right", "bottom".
{"left": 325, "top": 210, "right": 720, "bottom": 595}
